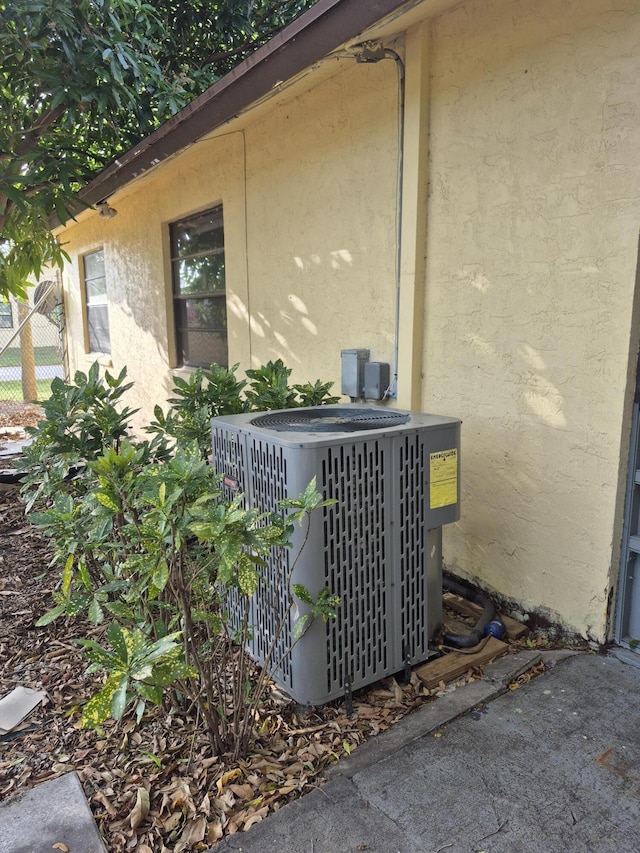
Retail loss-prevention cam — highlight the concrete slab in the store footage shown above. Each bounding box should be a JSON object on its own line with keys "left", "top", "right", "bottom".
{"left": 0, "top": 772, "right": 106, "bottom": 853}
{"left": 221, "top": 775, "right": 419, "bottom": 853}
{"left": 216, "top": 653, "right": 640, "bottom": 853}
{"left": 353, "top": 654, "right": 640, "bottom": 852}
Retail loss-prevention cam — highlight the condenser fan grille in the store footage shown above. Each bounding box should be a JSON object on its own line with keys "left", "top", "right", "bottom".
{"left": 251, "top": 407, "right": 410, "bottom": 433}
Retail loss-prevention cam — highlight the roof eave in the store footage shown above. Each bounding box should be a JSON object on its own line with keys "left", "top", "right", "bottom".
{"left": 73, "top": 0, "right": 414, "bottom": 211}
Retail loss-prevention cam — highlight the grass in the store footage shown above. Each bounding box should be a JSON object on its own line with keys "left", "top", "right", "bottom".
{"left": 0, "top": 379, "right": 53, "bottom": 402}
{"left": 0, "top": 346, "right": 61, "bottom": 368}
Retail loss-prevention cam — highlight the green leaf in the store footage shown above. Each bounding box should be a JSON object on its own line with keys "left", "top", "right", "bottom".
{"left": 35, "top": 604, "right": 66, "bottom": 627}
{"left": 130, "top": 663, "right": 154, "bottom": 681}
{"left": 312, "top": 588, "right": 341, "bottom": 622}
{"left": 66, "top": 591, "right": 92, "bottom": 616}
{"left": 61, "top": 554, "right": 74, "bottom": 598}
{"left": 123, "top": 628, "right": 148, "bottom": 662}
{"left": 293, "top": 613, "right": 311, "bottom": 642}
{"left": 151, "top": 660, "right": 196, "bottom": 688}
{"left": 141, "top": 750, "right": 162, "bottom": 768}
{"left": 95, "top": 491, "right": 121, "bottom": 512}
{"left": 135, "top": 699, "right": 146, "bottom": 724}
{"left": 81, "top": 672, "right": 125, "bottom": 728}
{"left": 88, "top": 596, "right": 104, "bottom": 624}
{"left": 292, "top": 584, "right": 314, "bottom": 606}
{"left": 110, "top": 675, "right": 130, "bottom": 720}
{"left": 151, "top": 559, "right": 169, "bottom": 594}
{"left": 77, "top": 638, "right": 115, "bottom": 668}
{"left": 237, "top": 560, "right": 259, "bottom": 596}
{"left": 141, "top": 632, "right": 182, "bottom": 664}
{"left": 135, "top": 682, "right": 163, "bottom": 704}
{"left": 104, "top": 601, "right": 135, "bottom": 619}
{"left": 77, "top": 559, "right": 93, "bottom": 592}
{"left": 107, "top": 622, "right": 128, "bottom": 662}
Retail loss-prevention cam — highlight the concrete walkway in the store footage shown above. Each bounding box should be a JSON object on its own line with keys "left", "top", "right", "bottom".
{"left": 0, "top": 771, "right": 105, "bottom": 853}
{"left": 0, "top": 364, "right": 64, "bottom": 382}
{"left": 218, "top": 651, "right": 640, "bottom": 853}
{"left": 1, "top": 651, "right": 638, "bottom": 853}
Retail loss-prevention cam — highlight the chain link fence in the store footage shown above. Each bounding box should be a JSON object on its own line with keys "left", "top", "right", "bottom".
{"left": 0, "top": 282, "right": 66, "bottom": 414}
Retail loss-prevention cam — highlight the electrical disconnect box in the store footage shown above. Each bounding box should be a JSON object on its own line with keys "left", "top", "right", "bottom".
{"left": 340, "top": 349, "right": 369, "bottom": 398}
{"left": 364, "top": 362, "right": 390, "bottom": 400}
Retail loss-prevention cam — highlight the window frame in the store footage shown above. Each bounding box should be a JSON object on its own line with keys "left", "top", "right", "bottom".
{"left": 170, "top": 205, "right": 228, "bottom": 369}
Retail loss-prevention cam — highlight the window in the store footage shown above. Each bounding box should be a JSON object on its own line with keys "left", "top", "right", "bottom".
{"left": 83, "top": 248, "right": 111, "bottom": 353}
{"left": 0, "top": 302, "right": 12, "bottom": 329}
{"left": 171, "top": 206, "right": 227, "bottom": 368}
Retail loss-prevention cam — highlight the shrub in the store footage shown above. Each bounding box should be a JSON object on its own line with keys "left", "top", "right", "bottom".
{"left": 147, "top": 358, "right": 339, "bottom": 457}
{"left": 22, "top": 361, "right": 339, "bottom": 757}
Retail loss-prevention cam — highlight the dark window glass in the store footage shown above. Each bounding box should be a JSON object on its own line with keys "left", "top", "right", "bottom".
{"left": 173, "top": 209, "right": 224, "bottom": 257}
{"left": 175, "top": 255, "right": 226, "bottom": 296}
{"left": 0, "top": 302, "right": 12, "bottom": 329}
{"left": 83, "top": 249, "right": 111, "bottom": 353}
{"left": 171, "top": 205, "right": 227, "bottom": 368}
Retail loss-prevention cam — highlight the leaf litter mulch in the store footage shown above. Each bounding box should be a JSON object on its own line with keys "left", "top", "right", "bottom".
{"left": 0, "top": 409, "right": 552, "bottom": 852}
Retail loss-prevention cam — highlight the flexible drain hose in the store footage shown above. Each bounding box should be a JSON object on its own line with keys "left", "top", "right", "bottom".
{"left": 442, "top": 577, "right": 496, "bottom": 649}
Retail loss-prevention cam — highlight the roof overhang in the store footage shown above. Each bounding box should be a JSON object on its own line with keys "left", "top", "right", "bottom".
{"left": 72, "top": 0, "right": 422, "bottom": 213}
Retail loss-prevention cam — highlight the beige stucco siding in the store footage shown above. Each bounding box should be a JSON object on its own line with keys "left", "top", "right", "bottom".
{"left": 62, "top": 133, "right": 249, "bottom": 418}
{"left": 243, "top": 59, "right": 399, "bottom": 375}
{"left": 56, "top": 0, "right": 640, "bottom": 641}
{"left": 424, "top": 0, "right": 640, "bottom": 637}
{"left": 60, "top": 59, "right": 400, "bottom": 418}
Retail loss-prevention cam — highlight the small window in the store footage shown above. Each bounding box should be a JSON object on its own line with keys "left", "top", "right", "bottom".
{"left": 171, "top": 206, "right": 227, "bottom": 368}
{"left": 0, "top": 302, "right": 12, "bottom": 329}
{"left": 83, "top": 248, "right": 111, "bottom": 353}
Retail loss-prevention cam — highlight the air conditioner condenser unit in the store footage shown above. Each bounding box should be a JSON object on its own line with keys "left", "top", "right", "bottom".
{"left": 211, "top": 405, "right": 460, "bottom": 705}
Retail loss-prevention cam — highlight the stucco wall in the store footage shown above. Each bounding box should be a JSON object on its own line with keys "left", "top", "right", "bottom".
{"left": 424, "top": 0, "right": 640, "bottom": 638}
{"left": 243, "top": 60, "right": 398, "bottom": 375}
{"left": 61, "top": 133, "right": 249, "bottom": 420}
{"left": 56, "top": 0, "right": 640, "bottom": 640}
{"left": 59, "top": 59, "right": 399, "bottom": 423}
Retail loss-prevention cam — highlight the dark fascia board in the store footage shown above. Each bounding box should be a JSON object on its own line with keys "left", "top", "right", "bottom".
{"left": 74, "top": 0, "right": 413, "bottom": 211}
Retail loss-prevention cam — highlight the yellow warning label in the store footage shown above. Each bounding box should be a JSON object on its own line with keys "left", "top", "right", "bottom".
{"left": 430, "top": 448, "right": 458, "bottom": 509}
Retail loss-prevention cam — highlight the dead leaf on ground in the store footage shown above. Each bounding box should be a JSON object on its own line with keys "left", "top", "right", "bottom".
{"left": 207, "top": 820, "right": 224, "bottom": 843}
{"left": 243, "top": 806, "right": 268, "bottom": 831}
{"left": 129, "top": 787, "right": 150, "bottom": 830}
{"left": 0, "top": 473, "right": 558, "bottom": 853}
{"left": 216, "top": 767, "right": 242, "bottom": 794}
{"left": 175, "top": 815, "right": 207, "bottom": 850}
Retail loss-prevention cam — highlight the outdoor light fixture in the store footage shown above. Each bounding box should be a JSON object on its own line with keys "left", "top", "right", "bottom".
{"left": 96, "top": 200, "right": 117, "bottom": 219}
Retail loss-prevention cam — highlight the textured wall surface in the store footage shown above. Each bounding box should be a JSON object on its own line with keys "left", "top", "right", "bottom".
{"left": 59, "top": 59, "right": 400, "bottom": 424}
{"left": 60, "top": 133, "right": 247, "bottom": 423}
{"left": 425, "top": 0, "right": 640, "bottom": 638}
{"left": 243, "top": 59, "right": 399, "bottom": 377}
{"left": 56, "top": 0, "right": 640, "bottom": 640}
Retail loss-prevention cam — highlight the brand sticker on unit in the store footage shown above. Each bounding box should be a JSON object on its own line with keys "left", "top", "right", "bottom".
{"left": 223, "top": 475, "right": 239, "bottom": 492}
{"left": 429, "top": 449, "right": 458, "bottom": 509}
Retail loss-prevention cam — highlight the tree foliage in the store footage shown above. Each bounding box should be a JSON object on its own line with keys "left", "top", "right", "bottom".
{"left": 0, "top": 0, "right": 317, "bottom": 299}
